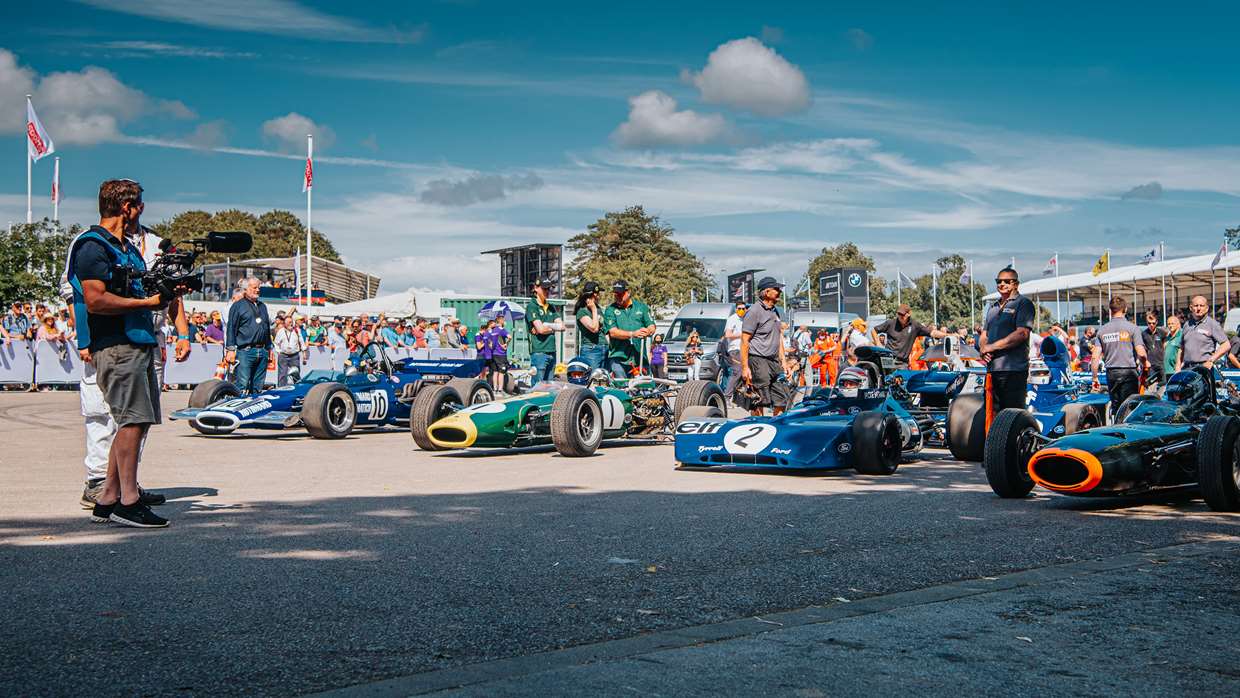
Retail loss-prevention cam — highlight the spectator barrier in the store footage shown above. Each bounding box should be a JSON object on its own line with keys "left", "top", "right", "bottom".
{"left": 0, "top": 340, "right": 479, "bottom": 386}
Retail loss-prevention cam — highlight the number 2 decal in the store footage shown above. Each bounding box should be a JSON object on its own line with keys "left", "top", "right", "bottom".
{"left": 723, "top": 424, "right": 777, "bottom": 454}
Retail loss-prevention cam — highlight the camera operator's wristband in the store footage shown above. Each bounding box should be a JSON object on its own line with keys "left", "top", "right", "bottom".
{"left": 177, "top": 334, "right": 190, "bottom": 340}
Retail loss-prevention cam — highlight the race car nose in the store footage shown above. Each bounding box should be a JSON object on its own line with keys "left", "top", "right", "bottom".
{"left": 1028, "top": 448, "right": 1103, "bottom": 493}
{"left": 427, "top": 415, "right": 477, "bottom": 448}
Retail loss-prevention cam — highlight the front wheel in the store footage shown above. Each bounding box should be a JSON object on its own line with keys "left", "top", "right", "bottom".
{"left": 302, "top": 382, "right": 356, "bottom": 440}
{"left": 984, "top": 408, "right": 1040, "bottom": 498}
{"left": 188, "top": 378, "right": 240, "bottom": 408}
{"left": 410, "top": 384, "right": 464, "bottom": 451}
{"left": 1196, "top": 415, "right": 1240, "bottom": 512}
{"left": 946, "top": 393, "right": 986, "bottom": 462}
{"left": 447, "top": 378, "right": 494, "bottom": 406}
{"left": 551, "top": 387, "right": 603, "bottom": 457}
{"left": 674, "top": 380, "right": 726, "bottom": 425}
{"left": 852, "top": 411, "right": 901, "bottom": 475}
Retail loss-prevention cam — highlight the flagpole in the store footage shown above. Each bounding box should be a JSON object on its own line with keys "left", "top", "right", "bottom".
{"left": 52, "top": 156, "right": 59, "bottom": 223}
{"left": 305, "top": 134, "right": 313, "bottom": 315}
{"left": 932, "top": 265, "right": 938, "bottom": 326}
{"left": 25, "top": 95, "right": 33, "bottom": 224}
{"left": 969, "top": 260, "right": 975, "bottom": 332}
{"left": 1160, "top": 241, "right": 1166, "bottom": 321}
{"left": 1054, "top": 252, "right": 1061, "bottom": 323}
{"left": 896, "top": 267, "right": 901, "bottom": 307}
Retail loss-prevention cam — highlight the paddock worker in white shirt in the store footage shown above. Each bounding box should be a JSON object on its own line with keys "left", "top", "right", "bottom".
{"left": 274, "top": 316, "right": 308, "bottom": 386}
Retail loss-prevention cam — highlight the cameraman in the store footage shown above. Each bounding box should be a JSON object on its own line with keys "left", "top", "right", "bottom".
{"left": 68, "top": 179, "right": 190, "bottom": 529}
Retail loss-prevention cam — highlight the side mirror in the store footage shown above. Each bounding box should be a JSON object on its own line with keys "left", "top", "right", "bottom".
{"left": 205, "top": 231, "right": 253, "bottom": 254}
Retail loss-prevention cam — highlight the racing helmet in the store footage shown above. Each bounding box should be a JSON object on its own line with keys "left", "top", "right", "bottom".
{"left": 1164, "top": 369, "right": 1211, "bottom": 408}
{"left": 837, "top": 366, "right": 871, "bottom": 398}
{"left": 566, "top": 360, "right": 591, "bottom": 385}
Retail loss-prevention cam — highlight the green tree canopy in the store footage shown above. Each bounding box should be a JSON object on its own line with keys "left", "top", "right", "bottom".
{"left": 0, "top": 219, "right": 78, "bottom": 303}
{"left": 564, "top": 206, "right": 712, "bottom": 312}
{"left": 150, "top": 208, "right": 341, "bottom": 265}
{"left": 801, "top": 242, "right": 895, "bottom": 317}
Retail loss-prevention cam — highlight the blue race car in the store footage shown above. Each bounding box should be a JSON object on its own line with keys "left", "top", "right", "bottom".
{"left": 674, "top": 347, "right": 926, "bottom": 474}
{"left": 945, "top": 334, "right": 1111, "bottom": 462}
{"left": 170, "top": 345, "right": 488, "bottom": 439}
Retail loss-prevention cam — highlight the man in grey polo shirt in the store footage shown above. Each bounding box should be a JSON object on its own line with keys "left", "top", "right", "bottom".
{"left": 979, "top": 266, "right": 1036, "bottom": 412}
{"left": 1091, "top": 296, "right": 1149, "bottom": 411}
{"left": 740, "top": 277, "right": 790, "bottom": 416}
{"left": 1181, "top": 295, "right": 1230, "bottom": 369}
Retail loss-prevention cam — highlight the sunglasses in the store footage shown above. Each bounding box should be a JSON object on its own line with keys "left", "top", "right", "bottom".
{"left": 994, "top": 278, "right": 1017, "bottom": 285}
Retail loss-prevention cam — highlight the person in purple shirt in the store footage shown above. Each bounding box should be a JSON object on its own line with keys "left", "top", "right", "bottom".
{"left": 487, "top": 316, "right": 511, "bottom": 391}
{"left": 203, "top": 311, "right": 226, "bottom": 344}
{"left": 650, "top": 333, "right": 668, "bottom": 379}
{"left": 476, "top": 319, "right": 494, "bottom": 386}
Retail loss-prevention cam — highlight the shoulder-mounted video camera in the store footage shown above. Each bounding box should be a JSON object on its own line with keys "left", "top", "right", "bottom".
{"left": 113, "top": 231, "right": 252, "bottom": 305}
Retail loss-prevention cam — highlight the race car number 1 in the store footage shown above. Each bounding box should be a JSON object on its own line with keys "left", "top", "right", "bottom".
{"left": 722, "top": 424, "right": 777, "bottom": 455}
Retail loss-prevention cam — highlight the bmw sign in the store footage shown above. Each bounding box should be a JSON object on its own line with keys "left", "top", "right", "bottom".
{"left": 848, "top": 273, "right": 863, "bottom": 288}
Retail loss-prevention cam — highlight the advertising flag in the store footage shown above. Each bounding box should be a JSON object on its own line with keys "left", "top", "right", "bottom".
{"left": 959, "top": 264, "right": 972, "bottom": 286}
{"left": 897, "top": 271, "right": 916, "bottom": 289}
{"left": 1211, "top": 241, "right": 1227, "bottom": 270}
{"left": 1091, "top": 251, "right": 1110, "bottom": 276}
{"left": 1140, "top": 246, "right": 1161, "bottom": 264}
{"left": 51, "top": 158, "right": 60, "bottom": 203}
{"left": 26, "top": 99, "right": 54, "bottom": 161}
{"left": 302, "top": 140, "right": 313, "bottom": 192}
{"left": 1042, "top": 254, "right": 1058, "bottom": 277}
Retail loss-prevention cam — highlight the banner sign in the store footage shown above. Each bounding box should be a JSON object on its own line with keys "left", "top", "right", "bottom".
{"left": 0, "top": 340, "right": 36, "bottom": 384}
{"left": 31, "top": 340, "right": 83, "bottom": 384}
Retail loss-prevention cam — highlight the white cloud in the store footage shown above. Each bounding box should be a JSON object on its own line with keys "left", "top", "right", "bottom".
{"left": 75, "top": 0, "right": 423, "bottom": 43}
{"left": 612, "top": 90, "right": 729, "bottom": 148}
{"left": 684, "top": 37, "right": 810, "bottom": 117}
{"left": 420, "top": 173, "right": 545, "bottom": 206}
{"left": 859, "top": 204, "right": 1069, "bottom": 230}
{"left": 101, "top": 41, "right": 258, "bottom": 59}
{"left": 261, "top": 113, "right": 336, "bottom": 153}
{"left": 0, "top": 50, "right": 196, "bottom": 146}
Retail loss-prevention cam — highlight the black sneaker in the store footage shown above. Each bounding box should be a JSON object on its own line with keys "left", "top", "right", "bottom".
{"left": 138, "top": 488, "right": 166, "bottom": 506}
{"left": 109, "top": 502, "right": 169, "bottom": 529}
{"left": 90, "top": 502, "right": 115, "bottom": 523}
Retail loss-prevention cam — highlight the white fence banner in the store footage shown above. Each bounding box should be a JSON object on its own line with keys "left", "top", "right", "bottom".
{"left": 0, "top": 340, "right": 36, "bottom": 384}
{"left": 31, "top": 339, "right": 83, "bottom": 384}
{"left": 164, "top": 343, "right": 225, "bottom": 386}
{"left": 305, "top": 345, "right": 337, "bottom": 372}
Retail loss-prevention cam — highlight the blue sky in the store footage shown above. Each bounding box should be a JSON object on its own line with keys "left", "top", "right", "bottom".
{"left": 4, "top": 1, "right": 1240, "bottom": 293}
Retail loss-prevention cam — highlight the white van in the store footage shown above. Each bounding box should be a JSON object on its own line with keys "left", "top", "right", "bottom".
{"left": 664, "top": 303, "right": 734, "bottom": 382}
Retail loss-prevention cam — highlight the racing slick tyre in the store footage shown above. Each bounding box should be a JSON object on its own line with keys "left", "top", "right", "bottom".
{"left": 1113, "top": 394, "right": 1158, "bottom": 424}
{"left": 1196, "top": 415, "right": 1240, "bottom": 512}
{"left": 447, "top": 378, "right": 494, "bottom": 406}
{"left": 678, "top": 405, "right": 725, "bottom": 421}
{"left": 852, "top": 411, "right": 902, "bottom": 476}
{"left": 1061, "top": 402, "right": 1102, "bottom": 435}
{"left": 674, "top": 380, "right": 727, "bottom": 425}
{"left": 946, "top": 393, "right": 986, "bottom": 462}
{"left": 984, "top": 408, "right": 1039, "bottom": 498}
{"left": 302, "top": 382, "right": 356, "bottom": 440}
{"left": 551, "top": 387, "right": 604, "bottom": 457}
{"left": 188, "top": 378, "right": 240, "bottom": 409}
{"left": 410, "top": 385, "right": 464, "bottom": 451}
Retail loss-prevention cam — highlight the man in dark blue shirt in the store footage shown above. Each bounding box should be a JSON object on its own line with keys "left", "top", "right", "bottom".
{"left": 979, "top": 266, "right": 1036, "bottom": 413}
{"left": 226, "top": 276, "right": 273, "bottom": 394}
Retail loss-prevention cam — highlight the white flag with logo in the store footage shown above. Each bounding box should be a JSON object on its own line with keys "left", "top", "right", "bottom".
{"left": 1211, "top": 241, "right": 1227, "bottom": 270}
{"left": 897, "top": 271, "right": 916, "bottom": 289}
{"left": 959, "top": 265, "right": 971, "bottom": 286}
{"left": 26, "top": 99, "right": 55, "bottom": 162}
{"left": 1042, "top": 254, "right": 1057, "bottom": 277}
{"left": 1140, "top": 246, "right": 1161, "bottom": 264}
{"left": 51, "top": 158, "right": 60, "bottom": 203}
{"left": 302, "top": 139, "right": 313, "bottom": 192}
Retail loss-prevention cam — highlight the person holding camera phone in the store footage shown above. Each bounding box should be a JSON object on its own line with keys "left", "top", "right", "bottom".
{"left": 67, "top": 179, "right": 191, "bottom": 529}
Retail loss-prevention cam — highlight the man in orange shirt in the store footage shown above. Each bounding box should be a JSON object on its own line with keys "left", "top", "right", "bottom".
{"left": 810, "top": 329, "right": 840, "bottom": 387}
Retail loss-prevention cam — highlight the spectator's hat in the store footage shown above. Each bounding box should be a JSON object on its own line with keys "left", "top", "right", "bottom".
{"left": 757, "top": 276, "right": 784, "bottom": 291}
{"left": 532, "top": 277, "right": 554, "bottom": 290}
{"left": 612, "top": 279, "right": 629, "bottom": 292}
{"left": 850, "top": 317, "right": 867, "bottom": 329}
{"left": 583, "top": 280, "right": 600, "bottom": 294}
{"left": 897, "top": 303, "right": 911, "bottom": 315}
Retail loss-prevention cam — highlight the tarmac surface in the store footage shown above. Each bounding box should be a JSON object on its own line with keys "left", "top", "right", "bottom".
{"left": 1, "top": 390, "right": 1238, "bottom": 697}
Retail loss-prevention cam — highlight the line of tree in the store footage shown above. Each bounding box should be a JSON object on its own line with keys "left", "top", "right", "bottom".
{"left": 0, "top": 219, "right": 77, "bottom": 303}
{"left": 149, "top": 209, "right": 342, "bottom": 265}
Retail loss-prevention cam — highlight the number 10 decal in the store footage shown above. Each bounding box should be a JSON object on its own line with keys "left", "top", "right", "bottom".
{"left": 723, "top": 424, "right": 777, "bottom": 454}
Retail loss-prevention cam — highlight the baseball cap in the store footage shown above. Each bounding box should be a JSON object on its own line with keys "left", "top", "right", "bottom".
{"left": 532, "top": 277, "right": 554, "bottom": 289}
{"left": 612, "top": 280, "right": 629, "bottom": 292}
{"left": 757, "top": 276, "right": 784, "bottom": 292}
{"left": 583, "top": 281, "right": 600, "bottom": 294}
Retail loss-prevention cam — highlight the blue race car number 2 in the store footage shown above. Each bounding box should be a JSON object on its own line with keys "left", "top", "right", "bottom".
{"left": 723, "top": 424, "right": 777, "bottom": 454}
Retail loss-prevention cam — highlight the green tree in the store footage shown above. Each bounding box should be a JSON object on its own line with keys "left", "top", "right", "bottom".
{"left": 801, "top": 242, "right": 894, "bottom": 316}
{"left": 564, "top": 206, "right": 712, "bottom": 312}
{"left": 0, "top": 219, "right": 79, "bottom": 302}
{"left": 150, "top": 208, "right": 341, "bottom": 264}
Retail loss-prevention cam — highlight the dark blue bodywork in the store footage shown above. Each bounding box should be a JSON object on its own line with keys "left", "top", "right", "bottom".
{"left": 170, "top": 357, "right": 483, "bottom": 434}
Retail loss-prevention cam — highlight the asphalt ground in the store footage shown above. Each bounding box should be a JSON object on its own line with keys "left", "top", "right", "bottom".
{"left": 1, "top": 391, "right": 1238, "bottom": 697}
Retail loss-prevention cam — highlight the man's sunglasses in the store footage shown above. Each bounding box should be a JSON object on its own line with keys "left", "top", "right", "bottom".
{"left": 994, "top": 278, "right": 1017, "bottom": 286}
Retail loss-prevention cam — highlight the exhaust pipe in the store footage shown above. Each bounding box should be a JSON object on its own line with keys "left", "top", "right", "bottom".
{"left": 1028, "top": 448, "right": 1103, "bottom": 493}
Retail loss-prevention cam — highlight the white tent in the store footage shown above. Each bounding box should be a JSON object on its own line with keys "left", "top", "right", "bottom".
{"left": 983, "top": 248, "right": 1240, "bottom": 321}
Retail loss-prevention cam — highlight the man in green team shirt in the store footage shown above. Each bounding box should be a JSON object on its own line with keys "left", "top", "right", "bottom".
{"left": 602, "top": 279, "right": 656, "bottom": 378}
{"left": 525, "top": 278, "right": 564, "bottom": 382}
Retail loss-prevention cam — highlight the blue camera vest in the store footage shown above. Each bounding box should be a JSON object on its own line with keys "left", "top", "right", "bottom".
{"left": 67, "top": 226, "right": 157, "bottom": 349}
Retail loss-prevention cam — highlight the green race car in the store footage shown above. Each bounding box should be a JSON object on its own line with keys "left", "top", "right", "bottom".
{"left": 410, "top": 367, "right": 726, "bottom": 457}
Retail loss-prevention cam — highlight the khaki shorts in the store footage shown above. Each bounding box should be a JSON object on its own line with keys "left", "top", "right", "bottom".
{"left": 95, "top": 344, "right": 161, "bottom": 427}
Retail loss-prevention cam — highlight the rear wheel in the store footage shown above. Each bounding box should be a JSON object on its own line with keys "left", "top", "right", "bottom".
{"left": 1061, "top": 402, "right": 1101, "bottom": 435}
{"left": 410, "top": 385, "right": 464, "bottom": 451}
{"left": 984, "top": 408, "right": 1040, "bottom": 498}
{"left": 852, "top": 411, "right": 901, "bottom": 475}
{"left": 675, "top": 380, "right": 726, "bottom": 425}
{"left": 447, "top": 378, "right": 494, "bottom": 406}
{"left": 947, "top": 393, "right": 986, "bottom": 462}
{"left": 188, "top": 378, "right": 240, "bottom": 408}
{"left": 1196, "top": 415, "right": 1240, "bottom": 512}
{"left": 302, "top": 383, "right": 356, "bottom": 440}
{"left": 551, "top": 387, "right": 603, "bottom": 457}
